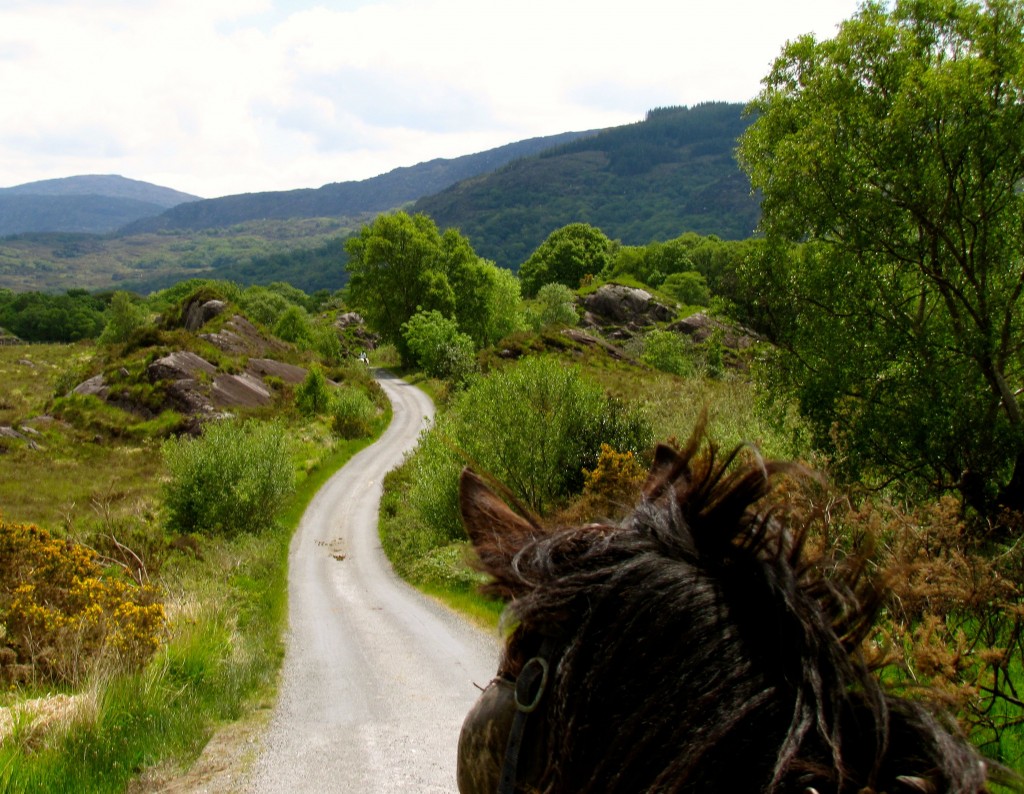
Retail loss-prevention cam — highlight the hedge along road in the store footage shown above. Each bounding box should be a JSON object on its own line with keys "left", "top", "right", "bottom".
{"left": 249, "top": 370, "right": 499, "bottom": 792}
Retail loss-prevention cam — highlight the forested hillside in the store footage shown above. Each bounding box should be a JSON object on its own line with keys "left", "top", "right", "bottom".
{"left": 123, "top": 130, "right": 597, "bottom": 234}
{"left": 413, "top": 103, "right": 758, "bottom": 268}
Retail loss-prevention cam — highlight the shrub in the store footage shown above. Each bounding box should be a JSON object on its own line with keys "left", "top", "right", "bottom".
{"left": 641, "top": 329, "right": 693, "bottom": 377}
{"left": 582, "top": 444, "right": 647, "bottom": 506}
{"left": 98, "top": 291, "right": 149, "bottom": 345}
{"left": 402, "top": 309, "right": 477, "bottom": 381}
{"left": 239, "top": 286, "right": 291, "bottom": 328}
{"left": 661, "top": 271, "right": 710, "bottom": 306}
{"left": 295, "top": 365, "right": 332, "bottom": 416}
{"left": 409, "top": 356, "right": 652, "bottom": 541}
{"left": 273, "top": 306, "right": 313, "bottom": 346}
{"left": 162, "top": 420, "right": 294, "bottom": 536}
{"left": 310, "top": 321, "right": 342, "bottom": 362}
{"left": 330, "top": 387, "right": 376, "bottom": 439}
{"left": 530, "top": 283, "right": 579, "bottom": 330}
{"left": 0, "top": 518, "right": 165, "bottom": 686}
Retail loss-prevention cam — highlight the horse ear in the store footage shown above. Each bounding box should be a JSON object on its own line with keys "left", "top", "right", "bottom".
{"left": 642, "top": 443, "right": 687, "bottom": 500}
{"left": 460, "top": 468, "right": 538, "bottom": 581}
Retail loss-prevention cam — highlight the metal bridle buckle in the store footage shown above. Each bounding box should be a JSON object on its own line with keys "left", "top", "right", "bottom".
{"left": 514, "top": 656, "right": 550, "bottom": 714}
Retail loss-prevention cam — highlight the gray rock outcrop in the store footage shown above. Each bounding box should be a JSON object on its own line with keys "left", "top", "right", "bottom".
{"left": 582, "top": 285, "right": 675, "bottom": 328}
{"left": 184, "top": 299, "right": 227, "bottom": 331}
{"left": 669, "top": 312, "right": 760, "bottom": 350}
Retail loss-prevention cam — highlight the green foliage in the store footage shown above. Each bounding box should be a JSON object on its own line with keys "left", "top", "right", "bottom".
{"left": 162, "top": 420, "right": 295, "bottom": 536}
{"left": 401, "top": 309, "right": 477, "bottom": 382}
{"left": 344, "top": 212, "right": 454, "bottom": 358}
{"left": 529, "top": 283, "right": 579, "bottom": 329}
{"left": 0, "top": 289, "right": 106, "bottom": 342}
{"left": 409, "top": 356, "right": 653, "bottom": 535}
{"left": 447, "top": 255, "right": 524, "bottom": 347}
{"left": 239, "top": 285, "right": 292, "bottom": 328}
{"left": 640, "top": 329, "right": 693, "bottom": 377}
{"left": 518, "top": 223, "right": 613, "bottom": 297}
{"left": 272, "top": 305, "right": 313, "bottom": 346}
{"left": 308, "top": 321, "right": 342, "bottom": 362}
{"left": 738, "top": 0, "right": 1024, "bottom": 511}
{"left": 98, "top": 291, "right": 149, "bottom": 345}
{"left": 660, "top": 271, "right": 710, "bottom": 306}
{"left": 330, "top": 387, "right": 376, "bottom": 439}
{"left": 605, "top": 232, "right": 755, "bottom": 308}
{"left": 345, "top": 211, "right": 522, "bottom": 364}
{"left": 157, "top": 282, "right": 240, "bottom": 330}
{"left": 295, "top": 365, "right": 331, "bottom": 416}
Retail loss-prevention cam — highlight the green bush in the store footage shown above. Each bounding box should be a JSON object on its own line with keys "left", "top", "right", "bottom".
{"left": 529, "top": 283, "right": 579, "bottom": 330}
{"left": 295, "top": 365, "right": 331, "bottom": 416}
{"left": 273, "top": 305, "right": 313, "bottom": 346}
{"left": 162, "top": 420, "right": 294, "bottom": 535}
{"left": 661, "top": 271, "right": 710, "bottom": 306}
{"left": 330, "top": 387, "right": 376, "bottom": 439}
{"left": 641, "top": 329, "right": 693, "bottom": 377}
{"left": 98, "top": 291, "right": 149, "bottom": 345}
{"left": 401, "top": 309, "right": 477, "bottom": 382}
{"left": 408, "top": 356, "right": 652, "bottom": 542}
{"left": 239, "top": 286, "right": 291, "bottom": 328}
{"left": 310, "top": 321, "right": 342, "bottom": 362}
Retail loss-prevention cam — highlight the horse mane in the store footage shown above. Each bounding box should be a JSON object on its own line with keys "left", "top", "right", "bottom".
{"left": 460, "top": 437, "right": 993, "bottom": 793}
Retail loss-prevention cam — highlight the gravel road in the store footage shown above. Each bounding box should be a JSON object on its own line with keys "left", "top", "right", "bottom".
{"left": 248, "top": 370, "right": 499, "bottom": 793}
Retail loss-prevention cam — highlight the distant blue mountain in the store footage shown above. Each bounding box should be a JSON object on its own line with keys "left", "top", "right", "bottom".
{"left": 0, "top": 175, "right": 201, "bottom": 236}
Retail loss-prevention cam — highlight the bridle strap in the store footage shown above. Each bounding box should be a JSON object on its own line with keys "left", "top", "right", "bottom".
{"left": 497, "top": 638, "right": 556, "bottom": 794}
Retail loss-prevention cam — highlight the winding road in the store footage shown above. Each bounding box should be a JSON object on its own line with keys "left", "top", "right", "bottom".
{"left": 248, "top": 371, "right": 498, "bottom": 792}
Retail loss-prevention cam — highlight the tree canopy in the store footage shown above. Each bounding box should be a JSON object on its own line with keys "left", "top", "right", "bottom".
{"left": 345, "top": 211, "right": 521, "bottom": 362}
{"left": 518, "top": 223, "right": 614, "bottom": 297}
{"left": 739, "top": 0, "right": 1024, "bottom": 512}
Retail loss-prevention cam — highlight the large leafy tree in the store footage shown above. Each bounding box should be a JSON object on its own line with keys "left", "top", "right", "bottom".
{"left": 345, "top": 212, "right": 455, "bottom": 355}
{"left": 739, "top": 0, "right": 1024, "bottom": 511}
{"left": 346, "top": 212, "right": 521, "bottom": 360}
{"left": 518, "top": 223, "right": 614, "bottom": 297}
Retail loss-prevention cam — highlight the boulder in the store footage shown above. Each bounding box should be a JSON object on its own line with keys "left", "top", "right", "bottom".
{"left": 246, "top": 358, "right": 308, "bottom": 384}
{"left": 148, "top": 351, "right": 217, "bottom": 383}
{"left": 335, "top": 312, "right": 365, "bottom": 328}
{"left": 335, "top": 311, "right": 379, "bottom": 349}
{"left": 201, "top": 315, "right": 288, "bottom": 356}
{"left": 184, "top": 299, "right": 227, "bottom": 331}
{"left": 560, "top": 329, "right": 629, "bottom": 360}
{"left": 72, "top": 374, "right": 109, "bottom": 398}
{"left": 582, "top": 285, "right": 675, "bottom": 328}
{"left": 669, "top": 313, "right": 761, "bottom": 350}
{"left": 164, "top": 379, "right": 217, "bottom": 416}
{"left": 211, "top": 373, "right": 273, "bottom": 408}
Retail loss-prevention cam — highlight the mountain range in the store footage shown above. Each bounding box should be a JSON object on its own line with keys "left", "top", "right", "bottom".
{"left": 0, "top": 103, "right": 761, "bottom": 291}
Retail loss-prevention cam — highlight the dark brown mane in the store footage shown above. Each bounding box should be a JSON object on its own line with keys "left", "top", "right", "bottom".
{"left": 458, "top": 439, "right": 993, "bottom": 793}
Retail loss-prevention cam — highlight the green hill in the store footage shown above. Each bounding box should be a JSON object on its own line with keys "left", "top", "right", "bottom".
{"left": 0, "top": 175, "right": 201, "bottom": 236}
{"left": 123, "top": 130, "right": 598, "bottom": 234}
{"left": 412, "top": 103, "right": 759, "bottom": 269}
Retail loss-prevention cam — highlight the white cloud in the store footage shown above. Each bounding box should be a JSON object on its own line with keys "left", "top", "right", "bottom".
{"left": 0, "top": 0, "right": 861, "bottom": 197}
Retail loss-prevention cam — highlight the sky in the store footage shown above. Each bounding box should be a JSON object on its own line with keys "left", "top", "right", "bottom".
{"left": 0, "top": 0, "right": 862, "bottom": 199}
